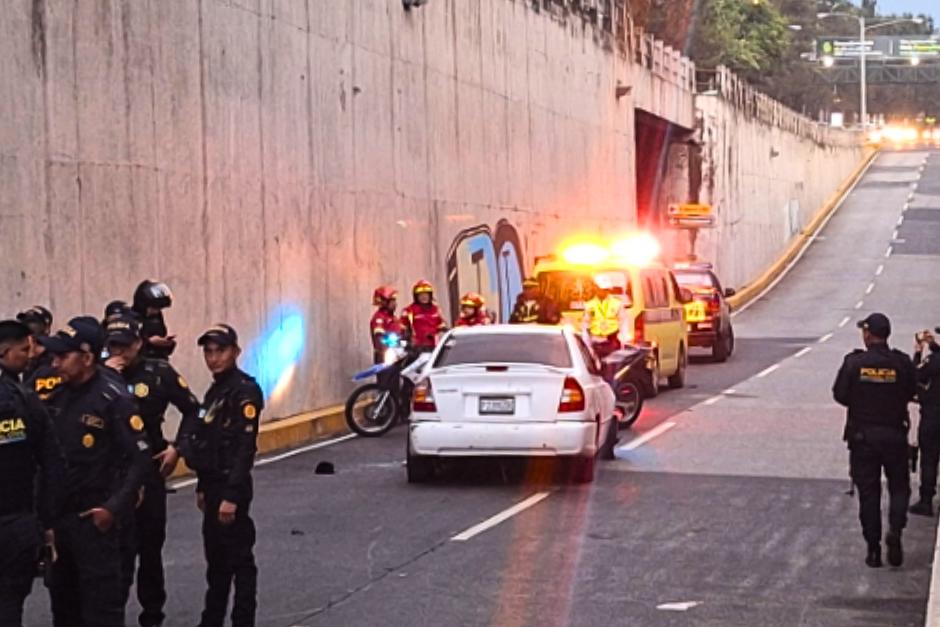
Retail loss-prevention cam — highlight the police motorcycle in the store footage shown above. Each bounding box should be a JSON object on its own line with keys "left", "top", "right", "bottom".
{"left": 593, "top": 340, "right": 654, "bottom": 428}
{"left": 345, "top": 333, "right": 430, "bottom": 437}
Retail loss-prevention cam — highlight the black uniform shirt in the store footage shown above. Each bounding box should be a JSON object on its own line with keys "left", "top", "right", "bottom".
{"left": 27, "top": 362, "right": 64, "bottom": 404}
{"left": 914, "top": 342, "right": 940, "bottom": 409}
{"left": 833, "top": 344, "right": 917, "bottom": 431}
{"left": 121, "top": 358, "right": 201, "bottom": 453}
{"left": 45, "top": 366, "right": 152, "bottom": 515}
{"left": 0, "top": 368, "right": 65, "bottom": 526}
{"left": 22, "top": 348, "right": 54, "bottom": 385}
{"left": 189, "top": 368, "right": 263, "bottom": 505}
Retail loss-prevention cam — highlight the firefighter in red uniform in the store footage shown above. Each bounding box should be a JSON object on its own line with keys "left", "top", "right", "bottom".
{"left": 370, "top": 286, "right": 403, "bottom": 364}
{"left": 401, "top": 280, "right": 447, "bottom": 351}
{"left": 455, "top": 292, "right": 491, "bottom": 327}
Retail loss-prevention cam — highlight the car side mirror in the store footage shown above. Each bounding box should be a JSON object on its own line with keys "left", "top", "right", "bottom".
{"left": 724, "top": 288, "right": 736, "bottom": 298}
{"left": 679, "top": 288, "right": 693, "bottom": 304}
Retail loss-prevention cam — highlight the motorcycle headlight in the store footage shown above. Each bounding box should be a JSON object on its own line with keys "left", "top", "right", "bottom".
{"left": 383, "top": 349, "right": 398, "bottom": 366}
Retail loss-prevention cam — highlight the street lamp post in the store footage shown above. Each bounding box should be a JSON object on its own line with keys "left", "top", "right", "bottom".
{"left": 859, "top": 15, "right": 867, "bottom": 129}
{"left": 817, "top": 13, "right": 924, "bottom": 128}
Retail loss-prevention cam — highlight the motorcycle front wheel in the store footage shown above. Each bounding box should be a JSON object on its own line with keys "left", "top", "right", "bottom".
{"left": 615, "top": 381, "right": 644, "bottom": 429}
{"left": 345, "top": 383, "right": 400, "bottom": 437}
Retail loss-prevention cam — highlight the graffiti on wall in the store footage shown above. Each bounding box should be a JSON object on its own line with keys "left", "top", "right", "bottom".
{"left": 445, "top": 220, "right": 525, "bottom": 323}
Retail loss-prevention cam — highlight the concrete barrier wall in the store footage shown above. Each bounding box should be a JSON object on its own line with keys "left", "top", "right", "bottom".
{"left": 689, "top": 87, "right": 866, "bottom": 291}
{"left": 0, "top": 0, "right": 637, "bottom": 423}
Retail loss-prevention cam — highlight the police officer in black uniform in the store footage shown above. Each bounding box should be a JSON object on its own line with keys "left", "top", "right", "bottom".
{"left": 132, "top": 280, "right": 177, "bottom": 360}
{"left": 17, "top": 306, "right": 54, "bottom": 382}
{"left": 909, "top": 328, "right": 940, "bottom": 516}
{"left": 38, "top": 316, "right": 152, "bottom": 627}
{"left": 103, "top": 315, "right": 201, "bottom": 627}
{"left": 509, "top": 278, "right": 561, "bottom": 325}
{"left": 184, "top": 324, "right": 262, "bottom": 627}
{"left": 0, "top": 320, "right": 65, "bottom": 627}
{"left": 833, "top": 313, "right": 917, "bottom": 568}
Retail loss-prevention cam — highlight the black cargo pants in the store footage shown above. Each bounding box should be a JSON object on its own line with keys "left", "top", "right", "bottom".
{"left": 0, "top": 513, "right": 40, "bottom": 627}
{"left": 849, "top": 425, "right": 911, "bottom": 546}
{"left": 198, "top": 491, "right": 257, "bottom": 627}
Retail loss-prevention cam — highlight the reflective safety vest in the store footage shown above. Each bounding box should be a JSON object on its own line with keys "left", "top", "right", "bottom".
{"left": 585, "top": 296, "right": 622, "bottom": 338}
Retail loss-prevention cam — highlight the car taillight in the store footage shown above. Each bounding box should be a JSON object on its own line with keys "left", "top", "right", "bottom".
{"left": 412, "top": 380, "right": 437, "bottom": 412}
{"left": 558, "top": 377, "right": 586, "bottom": 413}
{"left": 707, "top": 294, "right": 721, "bottom": 315}
{"left": 634, "top": 312, "right": 645, "bottom": 343}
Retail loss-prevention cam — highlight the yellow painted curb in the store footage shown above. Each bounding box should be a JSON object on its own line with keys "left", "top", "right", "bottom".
{"left": 169, "top": 403, "right": 349, "bottom": 478}
{"left": 726, "top": 147, "right": 878, "bottom": 311}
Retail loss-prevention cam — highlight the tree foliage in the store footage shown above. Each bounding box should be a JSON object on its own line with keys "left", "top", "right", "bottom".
{"left": 632, "top": 0, "right": 938, "bottom": 120}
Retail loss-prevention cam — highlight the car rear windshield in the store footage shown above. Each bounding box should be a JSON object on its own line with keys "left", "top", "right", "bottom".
{"left": 674, "top": 271, "right": 715, "bottom": 288}
{"left": 538, "top": 270, "right": 632, "bottom": 311}
{"left": 435, "top": 333, "right": 573, "bottom": 368}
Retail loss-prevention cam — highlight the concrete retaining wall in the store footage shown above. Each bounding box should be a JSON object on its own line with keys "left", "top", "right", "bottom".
{"left": 0, "top": 0, "right": 637, "bottom": 424}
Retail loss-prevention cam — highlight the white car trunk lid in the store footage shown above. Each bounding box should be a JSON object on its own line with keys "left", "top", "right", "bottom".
{"left": 429, "top": 365, "right": 567, "bottom": 423}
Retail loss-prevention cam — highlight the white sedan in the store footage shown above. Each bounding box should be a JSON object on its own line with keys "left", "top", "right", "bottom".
{"left": 407, "top": 325, "right": 617, "bottom": 483}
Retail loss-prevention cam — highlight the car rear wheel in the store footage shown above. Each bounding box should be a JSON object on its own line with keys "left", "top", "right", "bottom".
{"left": 572, "top": 455, "right": 596, "bottom": 483}
{"left": 668, "top": 345, "right": 687, "bottom": 389}
{"left": 406, "top": 439, "right": 434, "bottom": 483}
{"left": 647, "top": 356, "right": 661, "bottom": 398}
{"left": 601, "top": 418, "right": 618, "bottom": 460}
{"left": 712, "top": 330, "right": 731, "bottom": 362}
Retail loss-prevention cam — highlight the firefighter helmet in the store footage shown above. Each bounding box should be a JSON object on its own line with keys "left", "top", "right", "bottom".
{"left": 460, "top": 292, "right": 485, "bottom": 310}
{"left": 412, "top": 279, "right": 434, "bottom": 297}
{"left": 373, "top": 286, "right": 399, "bottom": 306}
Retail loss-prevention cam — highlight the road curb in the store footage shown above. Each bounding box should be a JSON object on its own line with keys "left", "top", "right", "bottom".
{"left": 726, "top": 148, "right": 878, "bottom": 311}
{"left": 169, "top": 403, "right": 349, "bottom": 478}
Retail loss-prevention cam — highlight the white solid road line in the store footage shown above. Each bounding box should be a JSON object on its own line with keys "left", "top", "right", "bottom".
{"left": 169, "top": 433, "right": 358, "bottom": 490}
{"left": 620, "top": 421, "right": 677, "bottom": 451}
{"left": 756, "top": 364, "right": 780, "bottom": 378}
{"left": 451, "top": 491, "right": 551, "bottom": 542}
{"left": 794, "top": 347, "right": 813, "bottom": 358}
{"left": 839, "top": 316, "right": 851, "bottom": 328}
{"left": 818, "top": 333, "right": 834, "bottom": 344}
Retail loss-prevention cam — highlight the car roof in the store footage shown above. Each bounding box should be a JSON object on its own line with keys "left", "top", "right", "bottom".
{"left": 447, "top": 324, "right": 568, "bottom": 337}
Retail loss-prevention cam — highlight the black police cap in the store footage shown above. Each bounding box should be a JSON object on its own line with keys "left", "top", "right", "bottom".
{"left": 857, "top": 312, "right": 891, "bottom": 339}
{"left": 40, "top": 316, "right": 105, "bottom": 356}
{"left": 104, "top": 315, "right": 141, "bottom": 346}
{"left": 197, "top": 323, "right": 239, "bottom": 348}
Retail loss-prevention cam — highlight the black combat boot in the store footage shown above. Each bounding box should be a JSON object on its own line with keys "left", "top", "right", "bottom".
{"left": 866, "top": 543, "right": 883, "bottom": 568}
{"left": 909, "top": 499, "right": 934, "bottom": 517}
{"left": 886, "top": 530, "right": 904, "bottom": 567}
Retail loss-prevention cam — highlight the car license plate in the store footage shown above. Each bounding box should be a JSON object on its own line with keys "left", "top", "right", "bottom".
{"left": 685, "top": 301, "right": 707, "bottom": 323}
{"left": 480, "top": 397, "right": 515, "bottom": 415}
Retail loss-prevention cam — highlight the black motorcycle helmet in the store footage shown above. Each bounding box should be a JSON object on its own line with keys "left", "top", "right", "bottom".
{"left": 132, "top": 280, "right": 173, "bottom": 313}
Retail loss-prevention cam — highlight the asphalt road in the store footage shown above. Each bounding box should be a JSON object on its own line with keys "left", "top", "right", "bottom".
{"left": 24, "top": 149, "right": 940, "bottom": 626}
